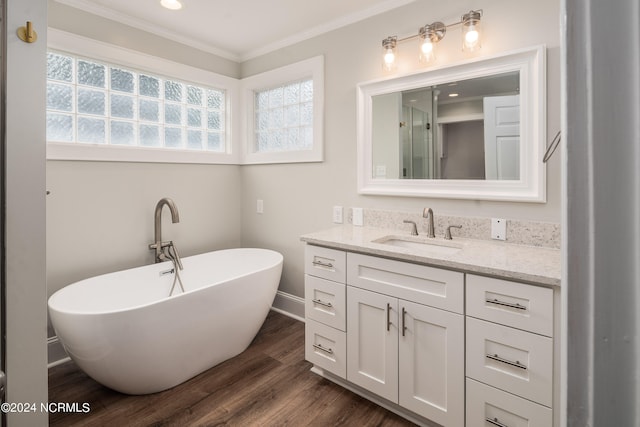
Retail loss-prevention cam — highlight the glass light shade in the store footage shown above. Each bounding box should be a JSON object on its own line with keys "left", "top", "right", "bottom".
{"left": 382, "top": 37, "right": 397, "bottom": 71}
{"left": 419, "top": 38, "right": 435, "bottom": 63}
{"left": 462, "top": 12, "right": 481, "bottom": 51}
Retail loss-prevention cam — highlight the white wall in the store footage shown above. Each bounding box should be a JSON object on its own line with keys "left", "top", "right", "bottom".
{"left": 6, "top": 0, "right": 48, "bottom": 425}
{"left": 48, "top": 0, "right": 240, "bottom": 77}
{"left": 46, "top": 162, "right": 242, "bottom": 329}
{"left": 240, "top": 0, "right": 562, "bottom": 298}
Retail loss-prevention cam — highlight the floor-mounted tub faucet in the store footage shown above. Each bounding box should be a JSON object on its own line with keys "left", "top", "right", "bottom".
{"left": 423, "top": 207, "right": 435, "bottom": 238}
{"left": 149, "top": 198, "right": 183, "bottom": 270}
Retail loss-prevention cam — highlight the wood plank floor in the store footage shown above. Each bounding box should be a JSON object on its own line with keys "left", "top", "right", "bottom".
{"left": 49, "top": 311, "right": 416, "bottom": 426}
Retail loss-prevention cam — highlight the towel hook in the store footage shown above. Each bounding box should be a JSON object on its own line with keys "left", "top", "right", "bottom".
{"left": 17, "top": 21, "right": 38, "bottom": 43}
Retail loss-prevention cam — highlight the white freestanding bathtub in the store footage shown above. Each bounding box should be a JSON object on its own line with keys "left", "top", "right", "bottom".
{"left": 48, "top": 248, "right": 283, "bottom": 395}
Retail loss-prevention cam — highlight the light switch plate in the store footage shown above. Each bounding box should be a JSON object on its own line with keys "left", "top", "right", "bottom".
{"left": 491, "top": 218, "right": 506, "bottom": 240}
{"left": 256, "top": 199, "right": 264, "bottom": 214}
{"left": 333, "top": 206, "right": 343, "bottom": 224}
{"left": 352, "top": 208, "right": 364, "bottom": 226}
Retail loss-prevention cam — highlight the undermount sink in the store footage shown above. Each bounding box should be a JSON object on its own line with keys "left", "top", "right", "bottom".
{"left": 373, "top": 235, "right": 462, "bottom": 255}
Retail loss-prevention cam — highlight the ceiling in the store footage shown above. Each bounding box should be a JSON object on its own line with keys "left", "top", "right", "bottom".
{"left": 55, "top": 0, "right": 416, "bottom": 62}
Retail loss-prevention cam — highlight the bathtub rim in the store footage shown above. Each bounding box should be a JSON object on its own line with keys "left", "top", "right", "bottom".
{"left": 48, "top": 247, "right": 283, "bottom": 316}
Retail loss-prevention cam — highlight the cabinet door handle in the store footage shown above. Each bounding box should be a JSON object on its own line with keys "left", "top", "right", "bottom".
{"left": 486, "top": 353, "right": 528, "bottom": 370}
{"left": 312, "top": 259, "right": 334, "bottom": 268}
{"left": 401, "top": 307, "right": 407, "bottom": 337}
{"left": 312, "top": 298, "right": 333, "bottom": 308}
{"left": 313, "top": 343, "right": 334, "bottom": 355}
{"left": 485, "top": 298, "right": 526, "bottom": 311}
{"left": 486, "top": 417, "right": 509, "bottom": 427}
{"left": 386, "top": 303, "right": 392, "bottom": 331}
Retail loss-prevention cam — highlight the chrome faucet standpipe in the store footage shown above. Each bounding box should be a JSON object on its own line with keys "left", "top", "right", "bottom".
{"left": 149, "top": 198, "right": 183, "bottom": 268}
{"left": 423, "top": 207, "right": 435, "bottom": 238}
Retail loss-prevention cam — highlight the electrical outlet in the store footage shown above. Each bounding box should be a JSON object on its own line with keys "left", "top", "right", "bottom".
{"left": 256, "top": 199, "right": 264, "bottom": 214}
{"left": 352, "top": 208, "right": 364, "bottom": 226}
{"left": 491, "top": 218, "right": 506, "bottom": 240}
{"left": 333, "top": 206, "right": 343, "bottom": 224}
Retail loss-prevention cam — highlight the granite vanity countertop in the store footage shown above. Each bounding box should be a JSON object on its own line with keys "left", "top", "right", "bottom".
{"left": 300, "top": 225, "right": 561, "bottom": 287}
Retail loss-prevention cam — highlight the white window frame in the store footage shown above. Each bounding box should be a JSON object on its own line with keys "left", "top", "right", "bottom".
{"left": 47, "top": 29, "right": 240, "bottom": 164}
{"left": 241, "top": 56, "right": 324, "bottom": 164}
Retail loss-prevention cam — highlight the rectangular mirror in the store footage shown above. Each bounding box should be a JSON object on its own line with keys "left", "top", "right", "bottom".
{"left": 358, "top": 46, "right": 546, "bottom": 202}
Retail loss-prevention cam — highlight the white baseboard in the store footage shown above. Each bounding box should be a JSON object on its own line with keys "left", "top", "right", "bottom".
{"left": 271, "top": 290, "right": 305, "bottom": 322}
{"left": 47, "top": 336, "right": 70, "bottom": 368}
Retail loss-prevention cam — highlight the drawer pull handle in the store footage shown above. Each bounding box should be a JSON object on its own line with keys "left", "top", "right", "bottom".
{"left": 313, "top": 343, "right": 334, "bottom": 355}
{"left": 486, "top": 417, "right": 509, "bottom": 427}
{"left": 401, "top": 307, "right": 407, "bottom": 337}
{"left": 485, "top": 298, "right": 527, "bottom": 311}
{"left": 312, "top": 298, "right": 333, "bottom": 308}
{"left": 486, "top": 353, "right": 528, "bottom": 370}
{"left": 312, "top": 260, "right": 334, "bottom": 269}
{"left": 387, "top": 303, "right": 392, "bottom": 331}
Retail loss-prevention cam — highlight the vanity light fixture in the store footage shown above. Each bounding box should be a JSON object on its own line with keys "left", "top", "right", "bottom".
{"left": 382, "top": 9, "right": 483, "bottom": 69}
{"left": 382, "top": 36, "right": 398, "bottom": 71}
{"left": 160, "top": 0, "right": 182, "bottom": 10}
{"left": 461, "top": 10, "right": 482, "bottom": 51}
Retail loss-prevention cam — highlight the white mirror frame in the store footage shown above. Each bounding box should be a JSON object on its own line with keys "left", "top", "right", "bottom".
{"left": 357, "top": 45, "right": 546, "bottom": 202}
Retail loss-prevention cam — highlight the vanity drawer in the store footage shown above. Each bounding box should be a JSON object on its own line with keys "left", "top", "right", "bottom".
{"left": 305, "top": 319, "right": 346, "bottom": 379}
{"left": 305, "top": 245, "right": 346, "bottom": 283}
{"left": 467, "top": 274, "right": 553, "bottom": 336}
{"left": 305, "top": 275, "right": 346, "bottom": 331}
{"left": 466, "top": 317, "right": 553, "bottom": 407}
{"left": 466, "top": 378, "right": 552, "bottom": 427}
{"left": 346, "top": 252, "right": 464, "bottom": 314}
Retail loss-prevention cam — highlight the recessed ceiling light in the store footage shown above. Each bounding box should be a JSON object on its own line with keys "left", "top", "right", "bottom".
{"left": 160, "top": 0, "right": 182, "bottom": 10}
{"left": 449, "top": 93, "right": 459, "bottom": 97}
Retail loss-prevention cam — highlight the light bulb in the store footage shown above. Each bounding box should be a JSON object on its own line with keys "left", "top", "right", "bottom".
{"left": 160, "top": 0, "right": 182, "bottom": 10}
{"left": 464, "top": 26, "right": 479, "bottom": 49}
{"left": 419, "top": 39, "right": 435, "bottom": 63}
{"left": 421, "top": 41, "right": 433, "bottom": 55}
{"left": 384, "top": 48, "right": 395, "bottom": 66}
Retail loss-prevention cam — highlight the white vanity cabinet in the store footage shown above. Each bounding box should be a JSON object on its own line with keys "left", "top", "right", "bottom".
{"left": 346, "top": 253, "right": 465, "bottom": 427}
{"left": 465, "top": 274, "right": 554, "bottom": 427}
{"left": 303, "top": 243, "right": 559, "bottom": 427}
{"left": 304, "top": 245, "right": 347, "bottom": 378}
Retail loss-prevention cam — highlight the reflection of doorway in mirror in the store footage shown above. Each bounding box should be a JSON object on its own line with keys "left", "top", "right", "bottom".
{"left": 440, "top": 120, "right": 486, "bottom": 179}
{"left": 400, "top": 90, "right": 434, "bottom": 179}
{"left": 483, "top": 95, "right": 520, "bottom": 180}
{"left": 400, "top": 106, "right": 433, "bottom": 179}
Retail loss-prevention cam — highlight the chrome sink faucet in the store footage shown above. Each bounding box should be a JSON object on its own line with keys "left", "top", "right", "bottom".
{"left": 149, "top": 198, "right": 183, "bottom": 270}
{"left": 423, "top": 207, "right": 435, "bottom": 238}
{"left": 403, "top": 220, "right": 419, "bottom": 236}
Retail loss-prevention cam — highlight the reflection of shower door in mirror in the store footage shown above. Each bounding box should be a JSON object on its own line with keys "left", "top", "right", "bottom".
{"left": 484, "top": 95, "right": 520, "bottom": 180}
{"left": 400, "top": 107, "right": 432, "bottom": 179}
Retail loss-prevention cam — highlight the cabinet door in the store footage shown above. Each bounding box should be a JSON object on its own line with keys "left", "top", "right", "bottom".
{"left": 347, "top": 286, "right": 398, "bottom": 403}
{"left": 399, "top": 300, "right": 464, "bottom": 427}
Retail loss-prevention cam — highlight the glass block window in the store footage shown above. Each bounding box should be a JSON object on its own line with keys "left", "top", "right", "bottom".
{"left": 46, "top": 51, "right": 227, "bottom": 152}
{"left": 253, "top": 79, "right": 313, "bottom": 153}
